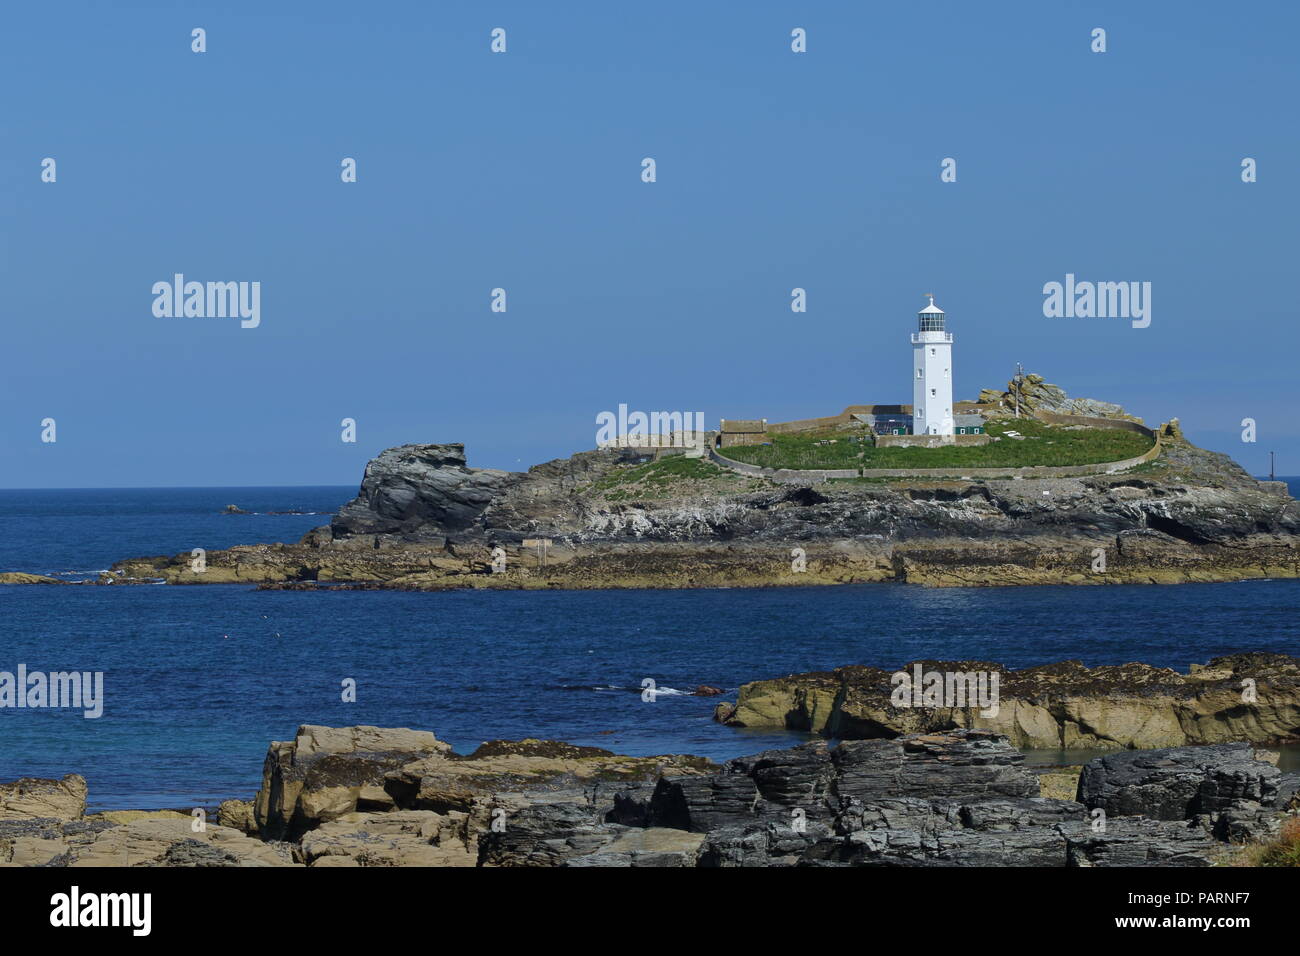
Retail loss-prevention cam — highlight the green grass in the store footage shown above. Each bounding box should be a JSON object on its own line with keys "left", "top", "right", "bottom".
{"left": 591, "top": 455, "right": 740, "bottom": 500}
{"left": 1234, "top": 818, "right": 1300, "bottom": 867}
{"left": 720, "top": 418, "right": 1155, "bottom": 471}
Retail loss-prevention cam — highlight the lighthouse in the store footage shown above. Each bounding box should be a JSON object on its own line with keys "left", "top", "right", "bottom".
{"left": 911, "top": 294, "right": 954, "bottom": 436}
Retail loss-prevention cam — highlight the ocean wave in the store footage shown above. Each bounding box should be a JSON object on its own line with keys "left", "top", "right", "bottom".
{"left": 556, "top": 683, "right": 693, "bottom": 696}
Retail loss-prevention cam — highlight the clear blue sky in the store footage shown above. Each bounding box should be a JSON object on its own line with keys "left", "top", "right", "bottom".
{"left": 3, "top": 0, "right": 1297, "bottom": 487}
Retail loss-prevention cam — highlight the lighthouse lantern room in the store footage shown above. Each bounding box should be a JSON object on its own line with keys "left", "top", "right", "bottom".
{"left": 911, "top": 294, "right": 954, "bottom": 436}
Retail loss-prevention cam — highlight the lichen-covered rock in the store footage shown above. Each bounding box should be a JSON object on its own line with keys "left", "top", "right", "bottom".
{"left": 300, "top": 810, "right": 475, "bottom": 867}
{"left": 0, "top": 774, "right": 86, "bottom": 821}
{"left": 67, "top": 819, "right": 298, "bottom": 867}
{"left": 2, "top": 816, "right": 297, "bottom": 867}
{"left": 980, "top": 373, "right": 1135, "bottom": 421}
{"left": 717, "top": 653, "right": 1300, "bottom": 751}
{"left": 254, "top": 725, "right": 452, "bottom": 840}
{"left": 217, "top": 799, "right": 257, "bottom": 834}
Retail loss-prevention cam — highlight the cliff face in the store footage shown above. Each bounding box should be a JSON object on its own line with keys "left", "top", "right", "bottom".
{"left": 105, "top": 412, "right": 1300, "bottom": 590}
{"left": 330, "top": 444, "right": 521, "bottom": 538}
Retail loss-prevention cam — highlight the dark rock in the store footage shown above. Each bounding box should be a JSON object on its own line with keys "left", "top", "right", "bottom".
{"left": 730, "top": 742, "right": 837, "bottom": 811}
{"left": 698, "top": 821, "right": 833, "bottom": 867}
{"left": 1201, "top": 800, "right": 1284, "bottom": 843}
{"left": 832, "top": 731, "right": 1039, "bottom": 803}
{"left": 1077, "top": 742, "right": 1281, "bottom": 820}
{"left": 1275, "top": 772, "right": 1300, "bottom": 811}
{"left": 160, "top": 839, "right": 241, "bottom": 867}
{"left": 648, "top": 768, "right": 762, "bottom": 833}
{"left": 601, "top": 781, "right": 659, "bottom": 827}
{"left": 331, "top": 444, "right": 520, "bottom": 538}
{"left": 1060, "top": 818, "right": 1220, "bottom": 867}
{"left": 477, "top": 802, "right": 622, "bottom": 867}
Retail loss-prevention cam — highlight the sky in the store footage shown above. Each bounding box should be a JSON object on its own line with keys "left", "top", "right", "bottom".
{"left": 2, "top": 0, "right": 1297, "bottom": 487}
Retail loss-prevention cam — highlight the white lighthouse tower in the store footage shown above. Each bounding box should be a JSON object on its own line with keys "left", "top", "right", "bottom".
{"left": 911, "top": 294, "right": 954, "bottom": 436}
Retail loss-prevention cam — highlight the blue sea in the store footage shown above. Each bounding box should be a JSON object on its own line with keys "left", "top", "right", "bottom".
{"left": 2, "top": 484, "right": 1298, "bottom": 810}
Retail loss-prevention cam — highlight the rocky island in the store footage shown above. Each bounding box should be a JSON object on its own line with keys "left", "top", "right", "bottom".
{"left": 101, "top": 377, "right": 1299, "bottom": 591}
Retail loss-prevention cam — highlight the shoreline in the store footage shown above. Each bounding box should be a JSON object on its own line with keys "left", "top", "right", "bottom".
{"left": 6, "top": 724, "right": 1298, "bottom": 868}
{"left": 69, "top": 738, "right": 1300, "bottom": 817}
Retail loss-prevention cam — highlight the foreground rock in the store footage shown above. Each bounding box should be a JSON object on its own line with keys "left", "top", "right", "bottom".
{"left": 255, "top": 724, "right": 453, "bottom": 840}
{"left": 9, "top": 724, "right": 1295, "bottom": 867}
{"left": 0, "top": 774, "right": 87, "bottom": 821}
{"left": 477, "top": 730, "right": 1288, "bottom": 867}
{"left": 713, "top": 652, "right": 1300, "bottom": 751}
{"left": 254, "top": 725, "right": 714, "bottom": 861}
{"left": 103, "top": 380, "right": 1300, "bottom": 590}
{"left": 0, "top": 774, "right": 295, "bottom": 866}
{"left": 1077, "top": 742, "right": 1300, "bottom": 842}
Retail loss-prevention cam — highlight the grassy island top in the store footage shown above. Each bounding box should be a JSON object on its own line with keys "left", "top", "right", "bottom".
{"left": 719, "top": 418, "right": 1155, "bottom": 471}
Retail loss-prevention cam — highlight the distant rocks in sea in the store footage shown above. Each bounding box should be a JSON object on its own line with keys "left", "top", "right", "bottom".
{"left": 714, "top": 652, "right": 1300, "bottom": 751}
{"left": 222, "top": 504, "right": 315, "bottom": 516}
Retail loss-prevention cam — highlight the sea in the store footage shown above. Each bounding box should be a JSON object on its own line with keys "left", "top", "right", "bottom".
{"left": 1, "top": 484, "right": 1298, "bottom": 810}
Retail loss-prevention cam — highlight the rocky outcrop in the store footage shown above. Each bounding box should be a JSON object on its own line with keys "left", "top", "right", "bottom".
{"left": 480, "top": 730, "right": 1265, "bottom": 867}
{"left": 1077, "top": 743, "right": 1280, "bottom": 823}
{"left": 299, "top": 810, "right": 476, "bottom": 867}
{"left": 0, "top": 572, "right": 64, "bottom": 585}
{"left": 253, "top": 726, "right": 714, "bottom": 860}
{"left": 0, "top": 813, "right": 297, "bottom": 867}
{"left": 977, "top": 373, "right": 1136, "bottom": 421}
{"left": 254, "top": 725, "right": 453, "bottom": 840}
{"left": 714, "top": 653, "right": 1300, "bottom": 751}
{"left": 8, "top": 726, "right": 1295, "bottom": 867}
{"left": 217, "top": 799, "right": 257, "bottom": 834}
{"left": 0, "top": 774, "right": 86, "bottom": 821}
{"left": 330, "top": 443, "right": 521, "bottom": 539}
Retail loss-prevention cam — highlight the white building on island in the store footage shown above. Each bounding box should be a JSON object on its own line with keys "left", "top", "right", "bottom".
{"left": 911, "top": 294, "right": 954, "bottom": 436}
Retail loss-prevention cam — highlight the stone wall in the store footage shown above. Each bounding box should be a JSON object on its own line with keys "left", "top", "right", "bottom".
{"left": 876, "top": 434, "right": 991, "bottom": 448}
{"left": 765, "top": 405, "right": 915, "bottom": 435}
{"left": 1032, "top": 410, "right": 1156, "bottom": 438}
